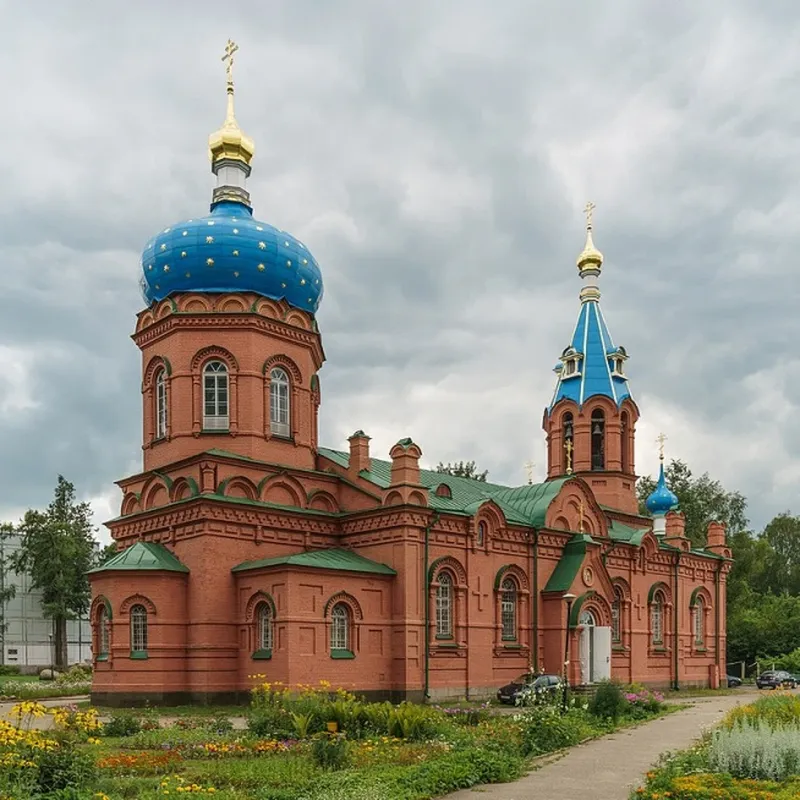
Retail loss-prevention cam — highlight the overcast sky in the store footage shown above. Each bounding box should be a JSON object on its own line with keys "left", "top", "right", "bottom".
{"left": 1, "top": 0, "right": 798, "bottom": 541}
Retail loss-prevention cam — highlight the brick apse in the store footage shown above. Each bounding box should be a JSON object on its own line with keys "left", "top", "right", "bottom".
{"left": 88, "top": 53, "right": 731, "bottom": 705}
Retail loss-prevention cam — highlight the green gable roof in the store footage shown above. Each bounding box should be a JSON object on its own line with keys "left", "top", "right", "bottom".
{"left": 317, "top": 447, "right": 569, "bottom": 526}
{"left": 89, "top": 542, "right": 189, "bottom": 574}
{"left": 608, "top": 519, "right": 647, "bottom": 546}
{"left": 543, "top": 533, "right": 592, "bottom": 593}
{"left": 232, "top": 547, "right": 397, "bottom": 576}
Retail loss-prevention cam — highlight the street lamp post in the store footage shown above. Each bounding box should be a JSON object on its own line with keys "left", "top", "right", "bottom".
{"left": 562, "top": 592, "right": 576, "bottom": 714}
{"left": 48, "top": 632, "right": 53, "bottom": 679}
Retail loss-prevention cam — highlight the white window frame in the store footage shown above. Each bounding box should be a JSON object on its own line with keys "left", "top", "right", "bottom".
{"left": 694, "top": 598, "right": 704, "bottom": 646}
{"left": 258, "top": 603, "right": 273, "bottom": 652}
{"left": 435, "top": 572, "right": 453, "bottom": 638}
{"left": 130, "top": 604, "right": 148, "bottom": 653}
{"left": 203, "top": 360, "right": 229, "bottom": 430}
{"left": 331, "top": 604, "right": 350, "bottom": 651}
{"left": 155, "top": 369, "right": 167, "bottom": 439}
{"left": 98, "top": 606, "right": 110, "bottom": 657}
{"left": 501, "top": 578, "right": 517, "bottom": 641}
{"left": 269, "top": 367, "right": 290, "bottom": 437}
{"left": 611, "top": 590, "right": 622, "bottom": 643}
{"left": 651, "top": 593, "right": 664, "bottom": 646}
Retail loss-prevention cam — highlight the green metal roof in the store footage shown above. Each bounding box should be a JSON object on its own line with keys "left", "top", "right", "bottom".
{"left": 318, "top": 448, "right": 568, "bottom": 526}
{"left": 608, "top": 518, "right": 647, "bottom": 546}
{"left": 543, "top": 533, "right": 592, "bottom": 592}
{"left": 88, "top": 542, "right": 189, "bottom": 574}
{"left": 232, "top": 547, "right": 397, "bottom": 576}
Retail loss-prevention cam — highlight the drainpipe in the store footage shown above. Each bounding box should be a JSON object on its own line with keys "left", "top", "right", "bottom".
{"left": 423, "top": 510, "right": 440, "bottom": 702}
{"left": 532, "top": 529, "right": 539, "bottom": 671}
{"left": 715, "top": 560, "right": 723, "bottom": 683}
{"left": 673, "top": 552, "right": 681, "bottom": 691}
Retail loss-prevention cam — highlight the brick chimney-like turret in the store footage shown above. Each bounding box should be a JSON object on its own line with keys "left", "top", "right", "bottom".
{"left": 348, "top": 430, "right": 371, "bottom": 475}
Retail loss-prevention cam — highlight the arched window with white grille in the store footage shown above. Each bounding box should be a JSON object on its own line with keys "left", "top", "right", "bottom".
{"left": 693, "top": 597, "right": 705, "bottom": 647}
{"left": 330, "top": 604, "right": 350, "bottom": 653}
{"left": 270, "top": 367, "right": 290, "bottom": 437}
{"left": 203, "top": 360, "right": 229, "bottom": 430}
{"left": 155, "top": 369, "right": 167, "bottom": 439}
{"left": 651, "top": 591, "right": 665, "bottom": 646}
{"left": 257, "top": 603, "right": 274, "bottom": 653}
{"left": 435, "top": 571, "right": 453, "bottom": 639}
{"left": 130, "top": 604, "right": 148, "bottom": 655}
{"left": 501, "top": 578, "right": 517, "bottom": 641}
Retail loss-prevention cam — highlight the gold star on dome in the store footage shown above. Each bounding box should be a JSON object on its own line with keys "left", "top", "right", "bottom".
{"left": 287, "top": 260, "right": 292, "bottom": 267}
{"left": 180, "top": 251, "right": 187, "bottom": 258}
{"left": 234, "top": 271, "right": 239, "bottom": 277}
{"left": 206, "top": 236, "right": 214, "bottom": 243}
{"left": 155, "top": 284, "right": 160, "bottom": 289}
{"left": 163, "top": 228, "right": 171, "bottom": 233}
{"left": 232, "top": 249, "right": 239, "bottom": 256}
{"left": 208, "top": 221, "right": 215, "bottom": 226}
{"left": 147, "top": 264, "right": 153, "bottom": 271}
{"left": 206, "top": 258, "right": 214, "bottom": 266}
{"left": 182, "top": 231, "right": 188, "bottom": 236}
{"left": 258, "top": 241, "right": 266, "bottom": 250}
{"left": 284, "top": 241, "right": 289, "bottom": 246}
{"left": 257, "top": 263, "right": 265, "bottom": 271}
{"left": 160, "top": 244, "right": 167, "bottom": 251}
{"left": 233, "top": 228, "right": 239, "bottom": 234}
{"left": 256, "top": 226, "right": 263, "bottom": 231}
{"left": 302, "top": 258, "right": 308, "bottom": 265}
{"left": 298, "top": 242, "right": 305, "bottom": 249}
{"left": 185, "top": 272, "right": 191, "bottom": 278}
{"left": 163, "top": 265, "right": 170, "bottom": 273}
{"left": 315, "top": 279, "right": 319, "bottom": 284}
{"left": 300, "top": 278, "right": 306, "bottom": 285}
{"left": 281, "top": 282, "right": 286, "bottom": 288}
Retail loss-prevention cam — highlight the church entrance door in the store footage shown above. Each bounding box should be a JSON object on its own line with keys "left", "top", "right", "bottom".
{"left": 578, "top": 610, "right": 612, "bottom": 684}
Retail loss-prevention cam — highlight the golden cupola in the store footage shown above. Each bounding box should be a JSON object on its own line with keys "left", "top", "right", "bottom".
{"left": 208, "top": 39, "right": 255, "bottom": 207}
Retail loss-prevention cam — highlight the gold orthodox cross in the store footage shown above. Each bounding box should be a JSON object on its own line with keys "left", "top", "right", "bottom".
{"left": 222, "top": 39, "right": 239, "bottom": 84}
{"left": 564, "top": 439, "right": 574, "bottom": 475}
{"left": 524, "top": 461, "right": 535, "bottom": 485}
{"left": 656, "top": 432, "right": 667, "bottom": 461}
{"left": 583, "top": 201, "right": 596, "bottom": 230}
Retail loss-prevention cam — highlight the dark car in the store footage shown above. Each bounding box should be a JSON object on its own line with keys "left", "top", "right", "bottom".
{"left": 496, "top": 673, "right": 562, "bottom": 705}
{"left": 756, "top": 670, "right": 796, "bottom": 690}
{"left": 726, "top": 675, "right": 742, "bottom": 688}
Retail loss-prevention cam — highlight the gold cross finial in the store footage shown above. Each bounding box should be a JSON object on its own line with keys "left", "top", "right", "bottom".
{"left": 564, "top": 439, "right": 574, "bottom": 475}
{"left": 222, "top": 39, "right": 239, "bottom": 86}
{"left": 524, "top": 461, "right": 535, "bottom": 485}
{"left": 583, "top": 201, "right": 596, "bottom": 231}
{"left": 656, "top": 432, "right": 667, "bottom": 461}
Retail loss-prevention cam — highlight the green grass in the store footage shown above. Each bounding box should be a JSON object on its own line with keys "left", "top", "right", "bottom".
{"left": 0, "top": 674, "right": 38, "bottom": 683}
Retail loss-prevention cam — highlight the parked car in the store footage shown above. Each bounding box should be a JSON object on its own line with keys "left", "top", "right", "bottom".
{"left": 726, "top": 675, "right": 742, "bottom": 688}
{"left": 756, "top": 670, "right": 797, "bottom": 690}
{"left": 496, "top": 673, "right": 562, "bottom": 705}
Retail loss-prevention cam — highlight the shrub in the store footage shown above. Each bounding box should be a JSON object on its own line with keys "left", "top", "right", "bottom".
{"left": 247, "top": 706, "right": 295, "bottom": 738}
{"left": 56, "top": 665, "right": 91, "bottom": 684}
{"left": 34, "top": 743, "right": 98, "bottom": 796}
{"left": 518, "top": 705, "right": 593, "bottom": 756}
{"left": 589, "top": 680, "right": 627, "bottom": 722}
{"left": 386, "top": 703, "right": 441, "bottom": 742}
{"left": 709, "top": 719, "right": 800, "bottom": 781}
{"left": 0, "top": 665, "right": 20, "bottom": 676}
{"left": 724, "top": 694, "right": 800, "bottom": 730}
{"left": 102, "top": 711, "right": 142, "bottom": 737}
{"left": 205, "top": 714, "right": 234, "bottom": 734}
{"left": 310, "top": 732, "right": 350, "bottom": 770}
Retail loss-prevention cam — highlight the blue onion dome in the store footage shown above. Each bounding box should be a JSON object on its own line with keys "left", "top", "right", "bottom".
{"left": 645, "top": 462, "right": 678, "bottom": 516}
{"left": 139, "top": 203, "right": 324, "bottom": 313}
{"left": 138, "top": 42, "right": 324, "bottom": 315}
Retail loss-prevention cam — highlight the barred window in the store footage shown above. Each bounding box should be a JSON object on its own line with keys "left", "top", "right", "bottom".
{"left": 257, "top": 603, "right": 273, "bottom": 652}
{"left": 694, "top": 597, "right": 704, "bottom": 646}
{"left": 98, "top": 606, "right": 110, "bottom": 657}
{"left": 155, "top": 369, "right": 167, "bottom": 438}
{"left": 611, "top": 587, "right": 623, "bottom": 643}
{"left": 435, "top": 571, "right": 453, "bottom": 638}
{"left": 501, "top": 578, "right": 517, "bottom": 640}
{"left": 269, "top": 367, "right": 290, "bottom": 437}
{"left": 331, "top": 604, "right": 350, "bottom": 652}
{"left": 130, "top": 605, "right": 148, "bottom": 653}
{"left": 651, "top": 592, "right": 665, "bottom": 646}
{"left": 203, "top": 360, "right": 229, "bottom": 430}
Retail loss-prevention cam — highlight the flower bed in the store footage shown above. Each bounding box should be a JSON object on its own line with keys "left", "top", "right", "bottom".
{"left": 2, "top": 679, "right": 668, "bottom": 799}
{"left": 635, "top": 694, "right": 800, "bottom": 800}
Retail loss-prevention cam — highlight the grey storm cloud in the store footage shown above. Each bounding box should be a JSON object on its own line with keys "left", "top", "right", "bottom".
{"left": 1, "top": 0, "right": 799, "bottom": 534}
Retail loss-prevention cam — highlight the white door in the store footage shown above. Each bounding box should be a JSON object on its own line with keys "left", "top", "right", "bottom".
{"left": 578, "top": 609, "right": 595, "bottom": 685}
{"left": 593, "top": 626, "right": 612, "bottom": 682}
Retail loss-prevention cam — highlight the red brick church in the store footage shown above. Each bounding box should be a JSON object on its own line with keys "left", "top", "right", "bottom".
{"left": 89, "top": 46, "right": 731, "bottom": 705}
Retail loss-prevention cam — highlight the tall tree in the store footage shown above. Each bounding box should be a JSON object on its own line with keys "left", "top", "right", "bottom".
{"left": 636, "top": 459, "right": 748, "bottom": 548}
{"left": 9, "top": 477, "right": 97, "bottom": 670}
{"left": 435, "top": 461, "right": 489, "bottom": 482}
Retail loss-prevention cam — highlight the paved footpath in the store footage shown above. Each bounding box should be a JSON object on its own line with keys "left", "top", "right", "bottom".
{"left": 444, "top": 690, "right": 762, "bottom": 800}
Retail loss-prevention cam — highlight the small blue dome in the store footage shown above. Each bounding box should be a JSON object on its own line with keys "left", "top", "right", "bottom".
{"left": 139, "top": 201, "right": 324, "bottom": 314}
{"left": 645, "top": 462, "right": 678, "bottom": 516}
